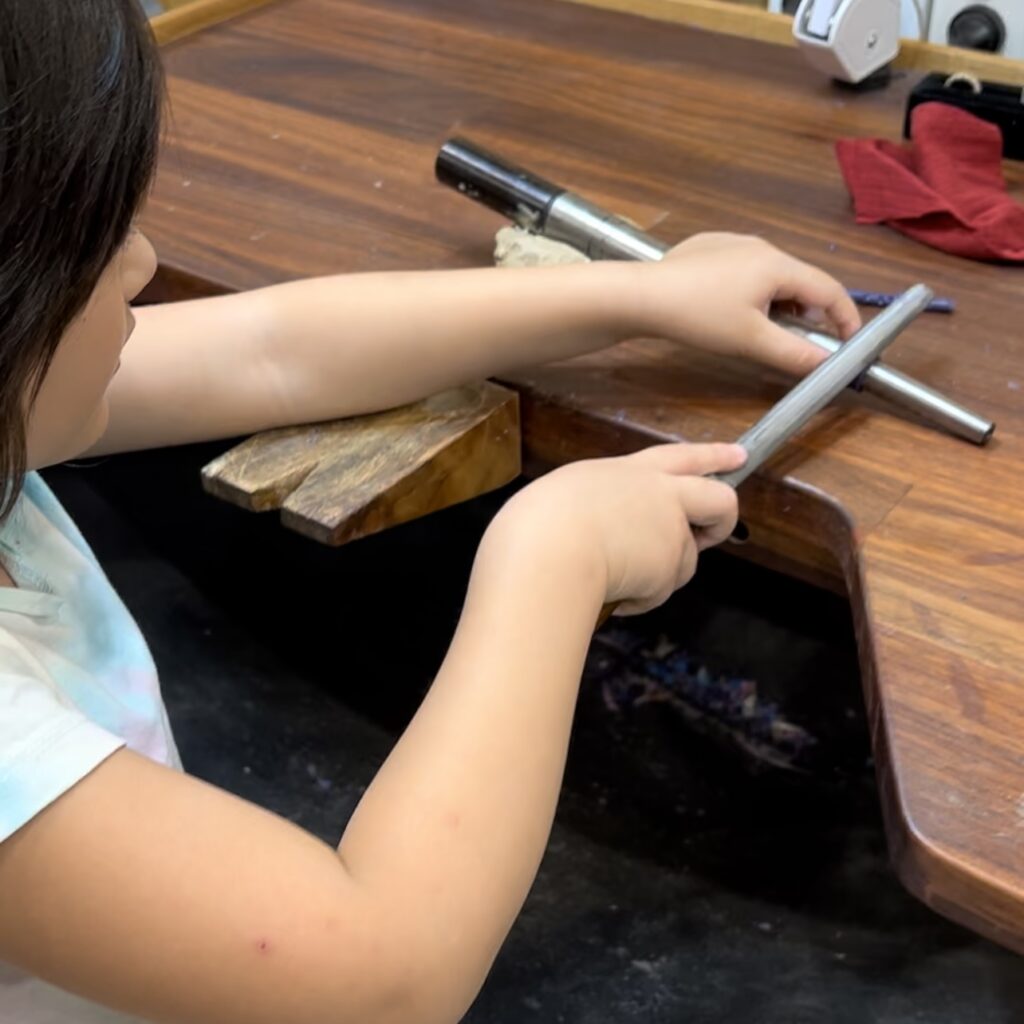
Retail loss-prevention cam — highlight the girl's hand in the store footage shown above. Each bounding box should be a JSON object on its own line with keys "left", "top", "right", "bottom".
{"left": 629, "top": 233, "right": 862, "bottom": 377}
{"left": 491, "top": 443, "right": 745, "bottom": 616}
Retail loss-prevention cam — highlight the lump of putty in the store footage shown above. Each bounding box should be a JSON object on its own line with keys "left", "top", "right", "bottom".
{"left": 493, "top": 226, "right": 589, "bottom": 269}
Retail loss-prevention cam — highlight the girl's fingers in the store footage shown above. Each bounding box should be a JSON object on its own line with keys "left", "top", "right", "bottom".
{"left": 748, "top": 317, "right": 830, "bottom": 378}
{"left": 673, "top": 532, "right": 700, "bottom": 590}
{"left": 631, "top": 442, "right": 747, "bottom": 478}
{"left": 775, "top": 259, "right": 862, "bottom": 341}
{"left": 674, "top": 476, "right": 739, "bottom": 550}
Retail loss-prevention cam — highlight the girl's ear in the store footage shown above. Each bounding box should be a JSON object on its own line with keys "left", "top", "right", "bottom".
{"left": 121, "top": 231, "right": 158, "bottom": 302}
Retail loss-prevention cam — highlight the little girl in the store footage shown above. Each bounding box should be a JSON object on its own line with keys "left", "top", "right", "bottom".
{"left": 0, "top": 3, "right": 859, "bottom": 1022}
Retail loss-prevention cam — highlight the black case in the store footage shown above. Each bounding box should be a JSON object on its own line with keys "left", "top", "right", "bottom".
{"left": 904, "top": 73, "right": 1024, "bottom": 160}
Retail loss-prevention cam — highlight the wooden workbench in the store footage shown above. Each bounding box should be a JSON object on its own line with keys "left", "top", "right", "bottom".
{"left": 143, "top": 0, "right": 1024, "bottom": 954}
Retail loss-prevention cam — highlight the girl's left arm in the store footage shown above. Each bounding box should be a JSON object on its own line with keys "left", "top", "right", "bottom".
{"left": 92, "top": 235, "right": 857, "bottom": 455}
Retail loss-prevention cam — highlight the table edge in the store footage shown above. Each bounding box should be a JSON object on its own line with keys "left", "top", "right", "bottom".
{"left": 151, "top": 0, "right": 283, "bottom": 47}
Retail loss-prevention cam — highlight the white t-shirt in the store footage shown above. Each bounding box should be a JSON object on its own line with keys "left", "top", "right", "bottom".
{"left": 0, "top": 474, "right": 179, "bottom": 1023}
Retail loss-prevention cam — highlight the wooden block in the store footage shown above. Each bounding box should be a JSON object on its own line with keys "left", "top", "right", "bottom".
{"left": 201, "top": 382, "right": 521, "bottom": 545}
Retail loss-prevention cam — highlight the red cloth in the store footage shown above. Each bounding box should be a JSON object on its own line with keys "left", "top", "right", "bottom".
{"left": 835, "top": 101, "right": 1024, "bottom": 262}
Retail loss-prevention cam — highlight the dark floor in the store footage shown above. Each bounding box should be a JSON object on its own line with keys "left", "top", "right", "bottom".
{"left": 47, "top": 446, "right": 1024, "bottom": 1024}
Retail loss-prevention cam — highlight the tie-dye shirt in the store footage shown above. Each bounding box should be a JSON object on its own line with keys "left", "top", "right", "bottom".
{"left": 0, "top": 473, "right": 177, "bottom": 1022}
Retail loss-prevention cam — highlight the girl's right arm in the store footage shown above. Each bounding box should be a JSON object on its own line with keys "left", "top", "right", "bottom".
{"left": 0, "top": 443, "right": 742, "bottom": 1024}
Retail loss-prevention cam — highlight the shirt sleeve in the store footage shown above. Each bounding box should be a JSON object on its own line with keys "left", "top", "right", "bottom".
{"left": 0, "top": 662, "right": 124, "bottom": 843}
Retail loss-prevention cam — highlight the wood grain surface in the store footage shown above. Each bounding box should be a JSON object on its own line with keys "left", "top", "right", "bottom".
{"left": 201, "top": 382, "right": 520, "bottom": 544}
{"left": 143, "top": 0, "right": 1024, "bottom": 953}
{"left": 563, "top": 0, "right": 1024, "bottom": 84}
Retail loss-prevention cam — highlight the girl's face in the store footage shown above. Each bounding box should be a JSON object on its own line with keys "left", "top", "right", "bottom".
{"left": 25, "top": 230, "right": 157, "bottom": 469}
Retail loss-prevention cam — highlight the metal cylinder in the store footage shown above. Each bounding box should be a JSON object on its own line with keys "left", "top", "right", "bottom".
{"left": 436, "top": 138, "right": 563, "bottom": 227}
{"left": 436, "top": 138, "right": 995, "bottom": 445}
{"left": 717, "top": 286, "right": 934, "bottom": 487}
{"left": 781, "top": 321, "right": 995, "bottom": 445}
{"left": 545, "top": 194, "right": 669, "bottom": 262}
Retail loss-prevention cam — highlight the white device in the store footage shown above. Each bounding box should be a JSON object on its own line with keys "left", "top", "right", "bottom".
{"left": 928, "top": 0, "right": 1024, "bottom": 59}
{"left": 769, "top": 0, "right": 925, "bottom": 37}
{"left": 793, "top": 0, "right": 903, "bottom": 83}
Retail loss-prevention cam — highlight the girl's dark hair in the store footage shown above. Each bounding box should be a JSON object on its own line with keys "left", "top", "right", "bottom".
{"left": 0, "top": 0, "right": 164, "bottom": 516}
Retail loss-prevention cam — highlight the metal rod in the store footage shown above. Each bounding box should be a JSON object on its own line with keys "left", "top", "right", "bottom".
{"left": 436, "top": 138, "right": 995, "bottom": 445}
{"left": 545, "top": 194, "right": 669, "bottom": 262}
{"left": 592, "top": 288, "right": 930, "bottom": 627}
{"left": 436, "top": 138, "right": 563, "bottom": 225}
{"left": 778, "top": 320, "right": 995, "bottom": 444}
{"left": 717, "top": 286, "right": 933, "bottom": 487}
